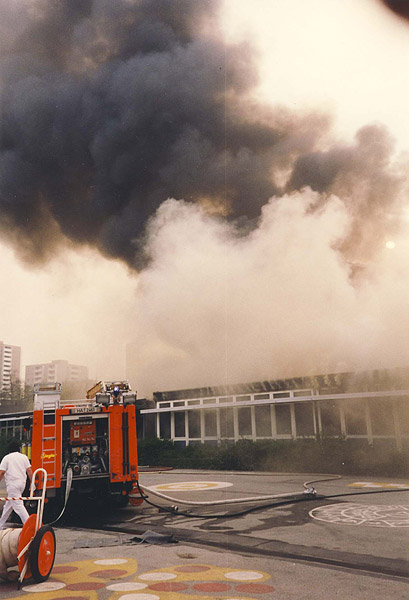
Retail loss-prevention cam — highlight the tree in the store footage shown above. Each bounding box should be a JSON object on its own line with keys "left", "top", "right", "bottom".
{"left": 0, "top": 380, "right": 33, "bottom": 414}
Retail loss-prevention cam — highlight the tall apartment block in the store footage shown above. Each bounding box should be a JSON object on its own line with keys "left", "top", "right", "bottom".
{"left": 0, "top": 341, "right": 21, "bottom": 390}
{"left": 25, "top": 360, "right": 88, "bottom": 388}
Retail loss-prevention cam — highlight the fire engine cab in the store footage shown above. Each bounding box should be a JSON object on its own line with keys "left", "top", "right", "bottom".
{"left": 27, "top": 381, "right": 140, "bottom": 512}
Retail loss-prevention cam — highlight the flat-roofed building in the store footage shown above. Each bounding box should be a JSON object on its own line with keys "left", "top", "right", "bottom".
{"left": 140, "top": 367, "right": 409, "bottom": 450}
{"left": 25, "top": 359, "right": 88, "bottom": 388}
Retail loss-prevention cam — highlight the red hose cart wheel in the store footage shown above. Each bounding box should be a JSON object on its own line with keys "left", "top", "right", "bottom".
{"left": 10, "top": 468, "right": 56, "bottom": 588}
{"left": 29, "top": 525, "right": 56, "bottom": 583}
{"left": 17, "top": 514, "right": 37, "bottom": 580}
{"left": 17, "top": 515, "right": 56, "bottom": 584}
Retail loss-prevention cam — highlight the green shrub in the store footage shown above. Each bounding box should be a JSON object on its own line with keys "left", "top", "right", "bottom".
{"left": 137, "top": 436, "right": 409, "bottom": 476}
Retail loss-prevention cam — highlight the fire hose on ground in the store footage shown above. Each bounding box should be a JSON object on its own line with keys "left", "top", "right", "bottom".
{"left": 136, "top": 481, "right": 315, "bottom": 506}
{"left": 130, "top": 474, "right": 409, "bottom": 520}
{"left": 125, "top": 475, "right": 343, "bottom": 521}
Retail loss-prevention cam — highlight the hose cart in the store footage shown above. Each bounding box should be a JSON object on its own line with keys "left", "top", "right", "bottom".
{"left": 0, "top": 468, "right": 56, "bottom": 587}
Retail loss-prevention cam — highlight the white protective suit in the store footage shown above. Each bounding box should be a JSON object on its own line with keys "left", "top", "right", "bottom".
{"left": 0, "top": 452, "right": 31, "bottom": 528}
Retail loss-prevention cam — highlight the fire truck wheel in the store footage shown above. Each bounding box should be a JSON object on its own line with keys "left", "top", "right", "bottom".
{"left": 29, "top": 525, "right": 56, "bottom": 583}
{"left": 114, "top": 494, "right": 129, "bottom": 508}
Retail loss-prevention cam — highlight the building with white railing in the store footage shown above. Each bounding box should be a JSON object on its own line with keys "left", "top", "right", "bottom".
{"left": 140, "top": 368, "right": 409, "bottom": 450}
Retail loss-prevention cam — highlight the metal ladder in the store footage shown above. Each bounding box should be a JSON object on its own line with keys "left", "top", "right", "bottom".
{"left": 40, "top": 399, "right": 58, "bottom": 486}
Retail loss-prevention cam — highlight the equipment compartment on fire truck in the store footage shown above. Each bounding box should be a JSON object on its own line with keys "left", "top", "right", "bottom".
{"left": 62, "top": 414, "right": 109, "bottom": 479}
{"left": 26, "top": 381, "right": 140, "bottom": 512}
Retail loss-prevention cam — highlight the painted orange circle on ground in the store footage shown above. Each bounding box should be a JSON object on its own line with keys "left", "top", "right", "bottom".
{"left": 193, "top": 582, "right": 232, "bottom": 592}
{"left": 150, "top": 481, "right": 233, "bottom": 492}
{"left": 174, "top": 565, "right": 211, "bottom": 573}
{"left": 52, "top": 566, "right": 79, "bottom": 573}
{"left": 66, "top": 582, "right": 106, "bottom": 591}
{"left": 89, "top": 569, "right": 128, "bottom": 579}
{"left": 148, "top": 582, "right": 189, "bottom": 592}
{"left": 236, "top": 583, "right": 276, "bottom": 594}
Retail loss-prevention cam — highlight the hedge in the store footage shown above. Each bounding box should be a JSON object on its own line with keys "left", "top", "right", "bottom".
{"left": 137, "top": 437, "right": 409, "bottom": 477}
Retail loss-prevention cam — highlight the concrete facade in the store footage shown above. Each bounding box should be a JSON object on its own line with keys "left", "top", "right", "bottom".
{"left": 0, "top": 341, "right": 21, "bottom": 390}
{"left": 25, "top": 359, "right": 88, "bottom": 388}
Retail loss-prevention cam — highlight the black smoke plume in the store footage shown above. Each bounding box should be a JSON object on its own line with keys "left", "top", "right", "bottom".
{"left": 381, "top": 1, "right": 409, "bottom": 21}
{"left": 0, "top": 0, "right": 405, "bottom": 268}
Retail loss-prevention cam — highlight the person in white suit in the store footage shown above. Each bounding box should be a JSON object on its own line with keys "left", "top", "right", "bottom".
{"left": 0, "top": 441, "right": 32, "bottom": 528}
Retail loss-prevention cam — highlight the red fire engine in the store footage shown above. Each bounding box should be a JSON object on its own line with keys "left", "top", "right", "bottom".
{"left": 26, "top": 381, "right": 140, "bottom": 513}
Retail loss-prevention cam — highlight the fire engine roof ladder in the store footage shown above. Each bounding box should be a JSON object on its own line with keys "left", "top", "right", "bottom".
{"left": 40, "top": 399, "right": 58, "bottom": 488}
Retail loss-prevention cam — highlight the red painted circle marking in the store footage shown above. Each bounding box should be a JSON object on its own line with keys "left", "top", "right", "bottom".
{"left": 53, "top": 597, "right": 89, "bottom": 600}
{"left": 89, "top": 569, "right": 128, "bottom": 579}
{"left": 52, "top": 566, "right": 79, "bottom": 574}
{"left": 148, "top": 582, "right": 189, "bottom": 592}
{"left": 236, "top": 583, "right": 276, "bottom": 594}
{"left": 174, "top": 565, "right": 211, "bottom": 573}
{"left": 193, "top": 582, "right": 232, "bottom": 592}
{"left": 66, "top": 582, "right": 106, "bottom": 591}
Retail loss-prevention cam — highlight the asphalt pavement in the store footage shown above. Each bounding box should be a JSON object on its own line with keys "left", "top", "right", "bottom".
{"left": 0, "top": 470, "right": 408, "bottom": 599}
{"left": 106, "top": 469, "right": 409, "bottom": 574}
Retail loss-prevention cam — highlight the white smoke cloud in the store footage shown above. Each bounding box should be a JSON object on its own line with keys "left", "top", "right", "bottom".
{"left": 129, "top": 188, "right": 409, "bottom": 396}
{"left": 4, "top": 186, "right": 409, "bottom": 398}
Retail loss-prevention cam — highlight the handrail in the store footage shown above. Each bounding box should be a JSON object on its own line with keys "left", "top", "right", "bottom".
{"left": 30, "top": 468, "right": 48, "bottom": 533}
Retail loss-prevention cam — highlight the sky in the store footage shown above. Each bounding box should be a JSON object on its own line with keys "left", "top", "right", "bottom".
{"left": 1, "top": 0, "right": 409, "bottom": 396}
{"left": 223, "top": 0, "right": 409, "bottom": 151}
